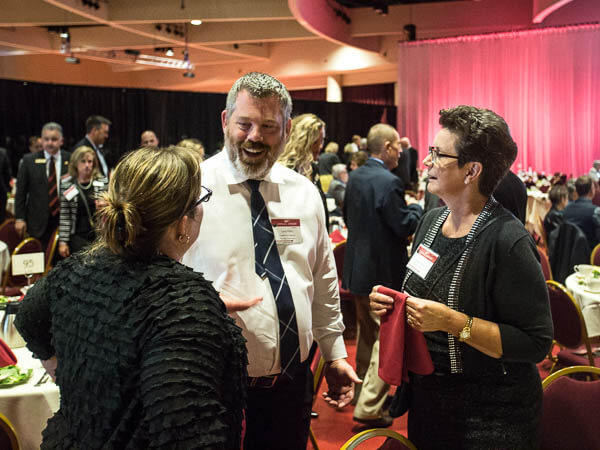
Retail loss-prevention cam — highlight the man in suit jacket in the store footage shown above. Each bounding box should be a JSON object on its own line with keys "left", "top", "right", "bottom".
{"left": 72, "top": 115, "right": 111, "bottom": 177}
{"left": 563, "top": 175, "right": 600, "bottom": 249}
{"left": 343, "top": 123, "right": 423, "bottom": 427}
{"left": 0, "top": 147, "right": 12, "bottom": 224}
{"left": 400, "top": 137, "right": 419, "bottom": 191}
{"left": 15, "top": 122, "right": 71, "bottom": 248}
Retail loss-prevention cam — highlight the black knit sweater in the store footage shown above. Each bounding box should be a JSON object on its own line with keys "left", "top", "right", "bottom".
{"left": 15, "top": 249, "right": 247, "bottom": 449}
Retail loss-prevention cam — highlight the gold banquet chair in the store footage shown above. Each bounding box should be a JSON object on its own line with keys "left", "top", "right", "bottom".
{"left": 1, "top": 237, "right": 44, "bottom": 296}
{"left": 541, "top": 366, "right": 600, "bottom": 450}
{"left": 0, "top": 413, "right": 20, "bottom": 450}
{"left": 591, "top": 243, "right": 600, "bottom": 266}
{"left": 341, "top": 429, "right": 417, "bottom": 450}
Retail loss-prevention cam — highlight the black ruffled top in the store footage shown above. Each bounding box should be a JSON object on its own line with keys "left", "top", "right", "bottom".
{"left": 15, "top": 249, "right": 247, "bottom": 449}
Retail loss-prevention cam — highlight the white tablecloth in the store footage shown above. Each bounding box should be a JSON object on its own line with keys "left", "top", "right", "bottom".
{"left": 0, "top": 347, "right": 59, "bottom": 450}
{"left": 565, "top": 273, "right": 600, "bottom": 338}
{"left": 0, "top": 240, "right": 10, "bottom": 278}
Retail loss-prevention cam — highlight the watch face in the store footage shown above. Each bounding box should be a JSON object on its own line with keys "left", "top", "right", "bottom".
{"left": 460, "top": 329, "right": 470, "bottom": 341}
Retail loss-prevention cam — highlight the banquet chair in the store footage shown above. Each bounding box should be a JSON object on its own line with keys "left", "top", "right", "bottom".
{"left": 0, "top": 413, "right": 20, "bottom": 450}
{"left": 549, "top": 222, "right": 590, "bottom": 284}
{"left": 333, "top": 240, "right": 357, "bottom": 339}
{"left": 1, "top": 237, "right": 43, "bottom": 296}
{"left": 0, "top": 219, "right": 22, "bottom": 254}
{"left": 591, "top": 243, "right": 600, "bottom": 266}
{"left": 340, "top": 429, "right": 417, "bottom": 450}
{"left": 537, "top": 246, "right": 553, "bottom": 281}
{"left": 43, "top": 229, "right": 59, "bottom": 276}
{"left": 546, "top": 281, "right": 599, "bottom": 373}
{"left": 537, "top": 215, "right": 548, "bottom": 250}
{"left": 308, "top": 343, "right": 326, "bottom": 450}
{"left": 540, "top": 365, "right": 600, "bottom": 450}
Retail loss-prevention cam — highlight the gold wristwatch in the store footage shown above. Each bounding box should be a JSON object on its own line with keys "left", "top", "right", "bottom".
{"left": 458, "top": 316, "right": 473, "bottom": 342}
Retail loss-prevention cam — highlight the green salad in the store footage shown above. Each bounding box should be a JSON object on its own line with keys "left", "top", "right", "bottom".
{"left": 0, "top": 365, "right": 33, "bottom": 387}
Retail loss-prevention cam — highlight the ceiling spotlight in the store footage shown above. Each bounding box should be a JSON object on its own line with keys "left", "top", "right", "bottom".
{"left": 374, "top": 5, "right": 388, "bottom": 15}
{"left": 190, "top": 19, "right": 202, "bottom": 26}
{"left": 165, "top": 47, "right": 174, "bottom": 56}
{"left": 183, "top": 70, "right": 195, "bottom": 78}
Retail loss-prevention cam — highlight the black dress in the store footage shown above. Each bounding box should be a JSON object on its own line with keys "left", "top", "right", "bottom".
{"left": 403, "top": 211, "right": 543, "bottom": 450}
{"left": 15, "top": 250, "right": 247, "bottom": 449}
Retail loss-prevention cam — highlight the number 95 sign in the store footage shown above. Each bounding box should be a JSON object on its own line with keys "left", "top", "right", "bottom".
{"left": 12, "top": 253, "right": 45, "bottom": 276}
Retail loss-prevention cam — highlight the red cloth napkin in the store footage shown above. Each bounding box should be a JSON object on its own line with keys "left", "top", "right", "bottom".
{"left": 329, "top": 228, "right": 345, "bottom": 243}
{"left": 378, "top": 286, "right": 434, "bottom": 385}
{"left": 0, "top": 337, "right": 17, "bottom": 367}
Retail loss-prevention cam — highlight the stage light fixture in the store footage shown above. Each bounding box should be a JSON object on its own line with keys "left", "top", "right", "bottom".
{"left": 191, "top": 19, "right": 202, "bottom": 26}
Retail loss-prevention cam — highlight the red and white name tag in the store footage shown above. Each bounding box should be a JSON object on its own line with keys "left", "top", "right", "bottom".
{"left": 63, "top": 184, "right": 78, "bottom": 201}
{"left": 271, "top": 218, "right": 302, "bottom": 245}
{"left": 406, "top": 244, "right": 439, "bottom": 279}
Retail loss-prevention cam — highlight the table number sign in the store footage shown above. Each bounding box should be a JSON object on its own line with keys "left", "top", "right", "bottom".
{"left": 12, "top": 253, "right": 45, "bottom": 276}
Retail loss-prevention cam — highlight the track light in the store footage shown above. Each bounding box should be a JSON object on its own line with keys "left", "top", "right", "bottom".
{"left": 166, "top": 47, "right": 174, "bottom": 56}
{"left": 191, "top": 19, "right": 202, "bottom": 26}
{"left": 59, "top": 28, "right": 69, "bottom": 39}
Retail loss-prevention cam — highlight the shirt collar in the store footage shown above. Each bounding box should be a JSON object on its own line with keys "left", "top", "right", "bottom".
{"left": 85, "top": 135, "right": 99, "bottom": 151}
{"left": 369, "top": 156, "right": 385, "bottom": 166}
{"left": 217, "top": 149, "right": 284, "bottom": 186}
{"left": 44, "top": 150, "right": 59, "bottom": 161}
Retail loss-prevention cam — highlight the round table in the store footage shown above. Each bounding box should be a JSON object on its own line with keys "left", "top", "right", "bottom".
{"left": 0, "top": 347, "right": 59, "bottom": 450}
{"left": 565, "top": 273, "right": 600, "bottom": 339}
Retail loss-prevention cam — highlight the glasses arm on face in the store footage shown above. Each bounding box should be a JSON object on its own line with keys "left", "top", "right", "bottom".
{"left": 187, "top": 186, "right": 212, "bottom": 215}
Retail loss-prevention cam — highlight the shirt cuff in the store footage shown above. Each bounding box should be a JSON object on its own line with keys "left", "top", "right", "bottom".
{"left": 316, "top": 332, "right": 347, "bottom": 362}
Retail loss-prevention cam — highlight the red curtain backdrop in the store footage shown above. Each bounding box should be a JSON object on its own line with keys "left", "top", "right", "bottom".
{"left": 397, "top": 23, "right": 600, "bottom": 176}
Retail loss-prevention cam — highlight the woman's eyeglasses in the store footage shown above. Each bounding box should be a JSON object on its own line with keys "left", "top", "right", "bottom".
{"left": 428, "top": 146, "right": 460, "bottom": 164}
{"left": 188, "top": 186, "right": 212, "bottom": 213}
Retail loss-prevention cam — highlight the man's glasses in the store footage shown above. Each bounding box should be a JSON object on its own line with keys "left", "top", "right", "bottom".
{"left": 428, "top": 146, "right": 460, "bottom": 164}
{"left": 188, "top": 185, "right": 212, "bottom": 213}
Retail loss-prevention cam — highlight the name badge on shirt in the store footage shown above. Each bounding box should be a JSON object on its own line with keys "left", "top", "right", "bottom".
{"left": 271, "top": 218, "right": 302, "bottom": 245}
{"left": 35, "top": 158, "right": 46, "bottom": 164}
{"left": 63, "top": 184, "right": 78, "bottom": 201}
{"left": 406, "top": 244, "right": 439, "bottom": 280}
{"left": 92, "top": 180, "right": 104, "bottom": 187}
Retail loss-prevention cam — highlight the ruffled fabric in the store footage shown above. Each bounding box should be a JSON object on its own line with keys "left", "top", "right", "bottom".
{"left": 15, "top": 249, "right": 247, "bottom": 449}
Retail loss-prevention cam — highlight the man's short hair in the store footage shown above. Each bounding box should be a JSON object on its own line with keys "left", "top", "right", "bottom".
{"left": 367, "top": 124, "right": 397, "bottom": 156}
{"left": 575, "top": 175, "right": 593, "bottom": 197}
{"left": 225, "top": 72, "right": 292, "bottom": 122}
{"left": 548, "top": 184, "right": 568, "bottom": 207}
{"left": 41, "top": 122, "right": 63, "bottom": 136}
{"left": 85, "top": 115, "right": 111, "bottom": 133}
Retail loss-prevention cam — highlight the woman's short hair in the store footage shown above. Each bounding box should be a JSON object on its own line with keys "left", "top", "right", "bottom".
{"left": 278, "top": 113, "right": 325, "bottom": 179}
{"left": 324, "top": 142, "right": 339, "bottom": 154}
{"left": 69, "top": 146, "right": 100, "bottom": 179}
{"left": 351, "top": 150, "right": 368, "bottom": 167}
{"left": 439, "top": 105, "right": 517, "bottom": 197}
{"left": 332, "top": 163, "right": 347, "bottom": 180}
{"left": 177, "top": 138, "right": 205, "bottom": 162}
{"left": 548, "top": 184, "right": 568, "bottom": 207}
{"left": 93, "top": 146, "right": 201, "bottom": 259}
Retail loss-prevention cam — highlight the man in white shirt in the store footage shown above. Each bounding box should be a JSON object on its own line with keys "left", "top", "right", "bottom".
{"left": 182, "top": 72, "right": 359, "bottom": 449}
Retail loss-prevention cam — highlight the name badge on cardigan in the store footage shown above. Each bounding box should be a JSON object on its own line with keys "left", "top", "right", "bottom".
{"left": 63, "top": 185, "right": 78, "bottom": 201}
{"left": 406, "top": 244, "right": 439, "bottom": 279}
{"left": 271, "top": 218, "right": 302, "bottom": 245}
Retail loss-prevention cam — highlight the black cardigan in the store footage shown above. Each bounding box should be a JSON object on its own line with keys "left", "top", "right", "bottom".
{"left": 409, "top": 206, "right": 554, "bottom": 373}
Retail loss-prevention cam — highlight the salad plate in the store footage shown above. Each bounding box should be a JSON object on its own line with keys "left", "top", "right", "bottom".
{"left": 0, "top": 365, "right": 33, "bottom": 388}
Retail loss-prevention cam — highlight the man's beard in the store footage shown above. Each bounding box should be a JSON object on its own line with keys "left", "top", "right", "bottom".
{"left": 224, "top": 127, "right": 284, "bottom": 179}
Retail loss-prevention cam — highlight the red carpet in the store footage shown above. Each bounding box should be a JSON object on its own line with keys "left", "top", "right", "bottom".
{"left": 309, "top": 337, "right": 554, "bottom": 449}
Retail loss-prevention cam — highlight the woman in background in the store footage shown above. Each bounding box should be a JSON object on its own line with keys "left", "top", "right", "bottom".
{"left": 16, "top": 146, "right": 247, "bottom": 449}
{"left": 57, "top": 146, "right": 108, "bottom": 257}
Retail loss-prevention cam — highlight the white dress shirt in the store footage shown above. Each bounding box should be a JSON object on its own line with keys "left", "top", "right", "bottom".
{"left": 182, "top": 150, "right": 347, "bottom": 377}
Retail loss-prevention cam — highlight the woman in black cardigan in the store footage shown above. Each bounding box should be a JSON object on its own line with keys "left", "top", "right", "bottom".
{"left": 16, "top": 146, "right": 247, "bottom": 449}
{"left": 370, "top": 106, "right": 553, "bottom": 449}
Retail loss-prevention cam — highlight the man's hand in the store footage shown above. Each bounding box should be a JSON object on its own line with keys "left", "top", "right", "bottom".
{"left": 15, "top": 219, "right": 26, "bottom": 237}
{"left": 219, "top": 293, "right": 262, "bottom": 313}
{"left": 369, "top": 285, "right": 394, "bottom": 316}
{"left": 58, "top": 242, "right": 70, "bottom": 258}
{"left": 322, "top": 358, "right": 362, "bottom": 408}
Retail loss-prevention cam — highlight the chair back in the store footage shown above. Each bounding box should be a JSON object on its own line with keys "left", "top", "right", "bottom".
{"left": 0, "top": 413, "right": 19, "bottom": 449}
{"left": 549, "top": 222, "right": 590, "bottom": 284}
{"left": 341, "top": 429, "right": 417, "bottom": 450}
{"left": 0, "top": 220, "right": 21, "bottom": 254}
{"left": 541, "top": 366, "right": 600, "bottom": 450}
{"left": 319, "top": 174, "right": 333, "bottom": 193}
{"left": 43, "top": 229, "right": 59, "bottom": 276}
{"left": 546, "top": 281, "right": 594, "bottom": 365}
{"left": 591, "top": 243, "right": 600, "bottom": 266}
{"left": 2, "top": 237, "right": 44, "bottom": 290}
{"left": 333, "top": 240, "right": 346, "bottom": 281}
{"left": 537, "top": 215, "right": 548, "bottom": 250}
{"left": 537, "top": 246, "right": 553, "bottom": 281}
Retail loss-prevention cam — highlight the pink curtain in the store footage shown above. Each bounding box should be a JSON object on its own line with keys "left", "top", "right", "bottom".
{"left": 397, "top": 24, "right": 600, "bottom": 176}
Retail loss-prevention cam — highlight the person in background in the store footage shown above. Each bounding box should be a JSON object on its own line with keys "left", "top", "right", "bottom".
{"left": 140, "top": 130, "right": 159, "bottom": 148}
{"left": 57, "top": 146, "right": 109, "bottom": 258}
{"left": 318, "top": 142, "right": 341, "bottom": 175}
{"left": 72, "top": 115, "right": 111, "bottom": 177}
{"left": 562, "top": 175, "right": 600, "bottom": 249}
{"left": 589, "top": 160, "right": 600, "bottom": 182}
{"left": 178, "top": 138, "right": 205, "bottom": 162}
{"left": 16, "top": 146, "right": 247, "bottom": 449}
{"left": 401, "top": 137, "right": 419, "bottom": 191}
{"left": 370, "top": 105, "right": 553, "bottom": 448}
{"left": 343, "top": 123, "right": 423, "bottom": 428}
{"left": 543, "top": 183, "right": 568, "bottom": 239}
{"left": 349, "top": 150, "right": 368, "bottom": 172}
{"left": 29, "top": 135, "right": 42, "bottom": 153}
{"left": 327, "top": 163, "right": 348, "bottom": 215}
{"left": 492, "top": 171, "right": 527, "bottom": 225}
{"left": 342, "top": 142, "right": 358, "bottom": 165}
{"left": 15, "top": 122, "right": 71, "bottom": 247}
{"left": 0, "top": 145, "right": 11, "bottom": 224}
{"left": 182, "top": 72, "right": 359, "bottom": 450}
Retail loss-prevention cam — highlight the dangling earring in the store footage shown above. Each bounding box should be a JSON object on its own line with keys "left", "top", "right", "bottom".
{"left": 177, "top": 234, "right": 190, "bottom": 244}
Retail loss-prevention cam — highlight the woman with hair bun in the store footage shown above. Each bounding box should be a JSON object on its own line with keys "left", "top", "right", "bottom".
{"left": 16, "top": 146, "right": 248, "bottom": 449}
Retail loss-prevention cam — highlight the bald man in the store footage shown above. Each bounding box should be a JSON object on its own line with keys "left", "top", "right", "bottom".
{"left": 140, "top": 130, "right": 159, "bottom": 148}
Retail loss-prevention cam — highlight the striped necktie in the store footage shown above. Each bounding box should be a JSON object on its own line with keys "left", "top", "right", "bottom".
{"left": 248, "top": 179, "right": 300, "bottom": 379}
{"left": 48, "top": 156, "right": 59, "bottom": 217}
